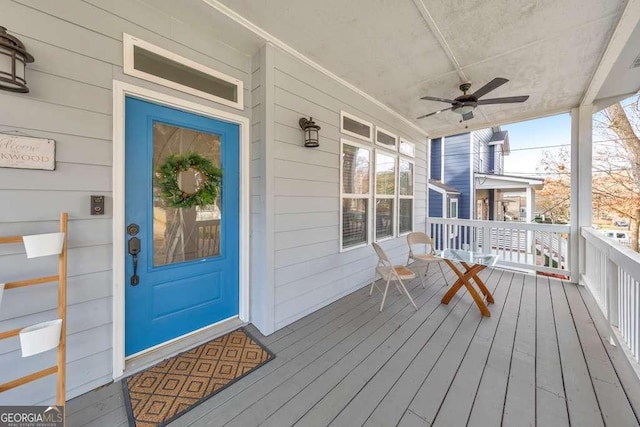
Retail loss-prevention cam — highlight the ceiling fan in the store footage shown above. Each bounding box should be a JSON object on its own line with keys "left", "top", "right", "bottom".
{"left": 417, "top": 77, "right": 529, "bottom": 121}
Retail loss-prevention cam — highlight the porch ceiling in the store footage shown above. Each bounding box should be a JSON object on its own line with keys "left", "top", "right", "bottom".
{"left": 209, "top": 0, "right": 639, "bottom": 137}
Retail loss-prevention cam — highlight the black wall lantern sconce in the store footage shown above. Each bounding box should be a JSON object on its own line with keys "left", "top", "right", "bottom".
{"left": 299, "top": 117, "right": 321, "bottom": 147}
{"left": 0, "top": 26, "right": 35, "bottom": 93}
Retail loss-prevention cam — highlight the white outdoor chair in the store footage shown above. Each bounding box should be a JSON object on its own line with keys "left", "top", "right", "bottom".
{"left": 370, "top": 242, "right": 418, "bottom": 312}
{"left": 406, "top": 232, "right": 449, "bottom": 288}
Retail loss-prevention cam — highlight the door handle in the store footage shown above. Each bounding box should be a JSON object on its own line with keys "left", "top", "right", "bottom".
{"left": 128, "top": 236, "right": 141, "bottom": 286}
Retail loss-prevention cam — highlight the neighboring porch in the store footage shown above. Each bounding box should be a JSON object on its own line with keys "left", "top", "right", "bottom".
{"left": 67, "top": 266, "right": 640, "bottom": 426}
{"left": 474, "top": 173, "right": 544, "bottom": 222}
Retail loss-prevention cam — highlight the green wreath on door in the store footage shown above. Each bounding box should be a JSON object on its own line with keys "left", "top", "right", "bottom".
{"left": 156, "top": 152, "right": 222, "bottom": 209}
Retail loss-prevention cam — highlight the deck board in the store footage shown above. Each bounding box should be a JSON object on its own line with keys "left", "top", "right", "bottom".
{"left": 66, "top": 269, "right": 640, "bottom": 427}
{"left": 563, "top": 282, "right": 639, "bottom": 427}
{"left": 176, "top": 268, "right": 451, "bottom": 426}
{"left": 393, "top": 269, "right": 505, "bottom": 426}
{"left": 577, "top": 284, "right": 640, "bottom": 421}
{"left": 296, "top": 271, "right": 467, "bottom": 426}
{"left": 429, "top": 270, "right": 514, "bottom": 426}
{"left": 467, "top": 272, "right": 524, "bottom": 427}
{"left": 232, "top": 272, "right": 451, "bottom": 427}
{"left": 328, "top": 276, "right": 480, "bottom": 426}
{"left": 550, "top": 277, "right": 604, "bottom": 427}
{"left": 534, "top": 275, "right": 569, "bottom": 427}
{"left": 178, "top": 287, "right": 410, "bottom": 426}
{"left": 502, "top": 272, "right": 537, "bottom": 426}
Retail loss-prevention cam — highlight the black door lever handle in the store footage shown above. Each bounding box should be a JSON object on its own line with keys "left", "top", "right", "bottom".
{"left": 128, "top": 236, "right": 141, "bottom": 286}
{"left": 131, "top": 253, "right": 139, "bottom": 286}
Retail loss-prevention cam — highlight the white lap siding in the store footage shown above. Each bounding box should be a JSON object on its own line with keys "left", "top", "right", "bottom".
{"left": 269, "top": 48, "right": 427, "bottom": 329}
{"left": 0, "top": 0, "right": 251, "bottom": 404}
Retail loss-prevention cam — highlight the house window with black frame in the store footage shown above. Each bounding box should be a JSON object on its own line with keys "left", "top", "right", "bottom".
{"left": 375, "top": 150, "right": 396, "bottom": 240}
{"left": 398, "top": 158, "right": 414, "bottom": 234}
{"left": 341, "top": 139, "right": 371, "bottom": 250}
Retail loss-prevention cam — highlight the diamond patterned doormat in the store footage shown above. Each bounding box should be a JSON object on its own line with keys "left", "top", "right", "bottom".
{"left": 122, "top": 328, "right": 275, "bottom": 426}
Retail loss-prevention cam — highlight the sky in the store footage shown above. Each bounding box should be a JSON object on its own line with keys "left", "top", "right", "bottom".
{"left": 501, "top": 113, "right": 572, "bottom": 177}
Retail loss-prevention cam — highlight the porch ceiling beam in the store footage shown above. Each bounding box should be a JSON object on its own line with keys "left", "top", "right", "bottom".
{"left": 411, "top": 0, "right": 467, "bottom": 83}
{"left": 199, "top": 0, "right": 429, "bottom": 138}
{"left": 412, "top": 0, "right": 491, "bottom": 125}
{"left": 581, "top": 0, "right": 640, "bottom": 107}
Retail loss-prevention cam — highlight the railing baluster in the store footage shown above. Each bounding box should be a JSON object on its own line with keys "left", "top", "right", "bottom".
{"left": 631, "top": 273, "right": 635, "bottom": 356}
{"left": 625, "top": 274, "right": 640, "bottom": 361}
{"left": 628, "top": 273, "right": 632, "bottom": 351}
{"left": 632, "top": 274, "right": 636, "bottom": 358}
{"left": 425, "top": 217, "right": 572, "bottom": 275}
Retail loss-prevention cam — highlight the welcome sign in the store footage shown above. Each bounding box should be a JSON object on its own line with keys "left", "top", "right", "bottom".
{"left": 0, "top": 133, "right": 56, "bottom": 171}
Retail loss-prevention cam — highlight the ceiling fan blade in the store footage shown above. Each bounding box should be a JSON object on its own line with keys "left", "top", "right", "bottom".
{"left": 416, "top": 107, "right": 452, "bottom": 119}
{"left": 471, "top": 77, "right": 509, "bottom": 99}
{"left": 477, "top": 95, "right": 530, "bottom": 105}
{"left": 462, "top": 111, "right": 474, "bottom": 121}
{"left": 420, "top": 95, "right": 458, "bottom": 103}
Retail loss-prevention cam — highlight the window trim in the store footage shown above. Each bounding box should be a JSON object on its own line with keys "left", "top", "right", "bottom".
{"left": 123, "top": 33, "right": 244, "bottom": 110}
{"left": 399, "top": 138, "right": 416, "bottom": 157}
{"left": 449, "top": 198, "right": 459, "bottom": 219}
{"left": 398, "top": 157, "right": 415, "bottom": 236}
{"left": 340, "top": 138, "right": 372, "bottom": 252}
{"left": 375, "top": 126, "right": 398, "bottom": 151}
{"left": 340, "top": 111, "right": 373, "bottom": 142}
{"left": 374, "top": 149, "right": 397, "bottom": 242}
{"left": 448, "top": 197, "right": 459, "bottom": 239}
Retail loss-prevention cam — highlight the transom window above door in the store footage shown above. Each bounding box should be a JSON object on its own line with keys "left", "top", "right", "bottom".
{"left": 123, "top": 34, "right": 243, "bottom": 110}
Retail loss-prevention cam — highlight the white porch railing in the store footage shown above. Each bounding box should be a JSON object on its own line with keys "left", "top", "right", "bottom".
{"left": 582, "top": 227, "right": 640, "bottom": 362}
{"left": 427, "top": 217, "right": 571, "bottom": 277}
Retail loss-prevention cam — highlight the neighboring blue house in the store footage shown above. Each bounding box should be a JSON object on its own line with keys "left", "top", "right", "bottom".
{"left": 429, "top": 127, "right": 544, "bottom": 222}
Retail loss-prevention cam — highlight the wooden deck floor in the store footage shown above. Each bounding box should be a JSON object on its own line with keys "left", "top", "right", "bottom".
{"left": 67, "top": 267, "right": 640, "bottom": 426}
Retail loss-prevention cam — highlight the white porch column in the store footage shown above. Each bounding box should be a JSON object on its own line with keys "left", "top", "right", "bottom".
{"left": 570, "top": 105, "right": 593, "bottom": 282}
{"left": 425, "top": 137, "right": 431, "bottom": 234}
{"left": 525, "top": 187, "right": 534, "bottom": 223}
{"left": 526, "top": 187, "right": 535, "bottom": 260}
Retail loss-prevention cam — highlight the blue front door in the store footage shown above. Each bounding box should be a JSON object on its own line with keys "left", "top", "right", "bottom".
{"left": 125, "top": 97, "right": 239, "bottom": 356}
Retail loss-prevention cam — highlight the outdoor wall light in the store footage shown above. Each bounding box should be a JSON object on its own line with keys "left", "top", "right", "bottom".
{"left": 299, "top": 117, "right": 320, "bottom": 147}
{"left": 0, "top": 26, "right": 35, "bottom": 93}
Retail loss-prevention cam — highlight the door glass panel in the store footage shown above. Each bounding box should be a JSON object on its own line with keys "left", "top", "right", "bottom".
{"left": 153, "top": 122, "right": 221, "bottom": 267}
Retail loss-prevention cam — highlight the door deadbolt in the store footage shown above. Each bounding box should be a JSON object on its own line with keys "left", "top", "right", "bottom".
{"left": 127, "top": 223, "right": 139, "bottom": 236}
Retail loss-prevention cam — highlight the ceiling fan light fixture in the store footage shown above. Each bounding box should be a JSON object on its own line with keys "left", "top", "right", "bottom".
{"left": 418, "top": 77, "right": 530, "bottom": 121}
{"left": 452, "top": 104, "right": 474, "bottom": 115}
